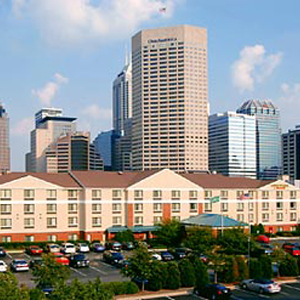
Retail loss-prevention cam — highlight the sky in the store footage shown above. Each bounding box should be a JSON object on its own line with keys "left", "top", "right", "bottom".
{"left": 0, "top": 0, "right": 299, "bottom": 171}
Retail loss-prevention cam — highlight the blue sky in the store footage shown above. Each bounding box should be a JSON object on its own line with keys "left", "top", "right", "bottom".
{"left": 0, "top": 0, "right": 299, "bottom": 171}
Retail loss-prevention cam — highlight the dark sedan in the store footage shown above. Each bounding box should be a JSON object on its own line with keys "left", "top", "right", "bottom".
{"left": 194, "top": 284, "right": 231, "bottom": 300}
{"left": 91, "top": 243, "right": 105, "bottom": 253}
{"left": 161, "top": 251, "right": 174, "bottom": 261}
{"left": 0, "top": 247, "right": 6, "bottom": 257}
{"left": 69, "top": 254, "right": 89, "bottom": 268}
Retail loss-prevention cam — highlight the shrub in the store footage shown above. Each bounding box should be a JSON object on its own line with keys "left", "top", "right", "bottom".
{"left": 101, "top": 282, "right": 139, "bottom": 295}
{"left": 279, "top": 256, "right": 299, "bottom": 277}
{"left": 193, "top": 259, "right": 208, "bottom": 289}
{"left": 236, "top": 256, "right": 249, "bottom": 281}
{"left": 178, "top": 259, "right": 195, "bottom": 287}
{"left": 259, "top": 255, "right": 273, "bottom": 279}
{"left": 249, "top": 258, "right": 263, "bottom": 279}
{"left": 147, "top": 261, "right": 164, "bottom": 291}
{"left": 224, "top": 256, "right": 239, "bottom": 283}
{"left": 165, "top": 262, "right": 181, "bottom": 289}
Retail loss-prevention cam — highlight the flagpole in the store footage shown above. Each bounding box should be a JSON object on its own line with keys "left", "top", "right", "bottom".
{"left": 221, "top": 200, "right": 224, "bottom": 237}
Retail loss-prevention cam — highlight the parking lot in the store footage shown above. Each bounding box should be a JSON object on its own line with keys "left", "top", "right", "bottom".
{"left": 1, "top": 251, "right": 127, "bottom": 288}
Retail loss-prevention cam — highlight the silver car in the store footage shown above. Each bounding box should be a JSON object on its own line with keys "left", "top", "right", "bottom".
{"left": 241, "top": 278, "right": 281, "bottom": 294}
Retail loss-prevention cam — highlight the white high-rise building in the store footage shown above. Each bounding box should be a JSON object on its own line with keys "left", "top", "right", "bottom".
{"left": 131, "top": 25, "right": 209, "bottom": 172}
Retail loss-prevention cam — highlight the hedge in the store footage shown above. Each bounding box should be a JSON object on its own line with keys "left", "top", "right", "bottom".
{"left": 101, "top": 281, "right": 139, "bottom": 295}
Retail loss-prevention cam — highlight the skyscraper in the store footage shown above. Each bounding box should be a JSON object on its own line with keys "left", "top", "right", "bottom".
{"left": 131, "top": 25, "right": 208, "bottom": 172}
{"left": 27, "top": 108, "right": 76, "bottom": 172}
{"left": 93, "top": 130, "right": 113, "bottom": 170}
{"left": 0, "top": 103, "right": 10, "bottom": 173}
{"left": 237, "top": 99, "right": 281, "bottom": 180}
{"left": 209, "top": 112, "right": 256, "bottom": 178}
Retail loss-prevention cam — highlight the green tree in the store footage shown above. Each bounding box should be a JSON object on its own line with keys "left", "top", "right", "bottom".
{"left": 178, "top": 259, "right": 195, "bottom": 287}
{"left": 193, "top": 259, "right": 209, "bottom": 289}
{"left": 32, "top": 254, "right": 70, "bottom": 289}
{"left": 29, "top": 289, "right": 46, "bottom": 300}
{"left": 251, "top": 224, "right": 265, "bottom": 235}
{"left": 223, "top": 256, "right": 239, "bottom": 283}
{"left": 165, "top": 262, "right": 181, "bottom": 289}
{"left": 121, "top": 244, "right": 152, "bottom": 291}
{"left": 114, "top": 229, "right": 134, "bottom": 243}
{"left": 249, "top": 258, "right": 263, "bottom": 279}
{"left": 184, "top": 227, "right": 213, "bottom": 254}
{"left": 236, "top": 256, "right": 249, "bottom": 281}
{"left": 155, "top": 219, "right": 184, "bottom": 248}
{"left": 147, "top": 261, "right": 164, "bottom": 291}
{"left": 279, "top": 255, "right": 299, "bottom": 277}
{"left": 208, "top": 252, "right": 227, "bottom": 283}
{"left": 271, "top": 248, "right": 287, "bottom": 277}
{"left": 259, "top": 255, "right": 273, "bottom": 279}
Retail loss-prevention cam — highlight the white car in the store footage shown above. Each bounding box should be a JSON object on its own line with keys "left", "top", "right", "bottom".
{"left": 0, "top": 260, "right": 7, "bottom": 272}
{"left": 61, "top": 243, "right": 76, "bottom": 254}
{"left": 241, "top": 279, "right": 281, "bottom": 294}
{"left": 152, "top": 253, "right": 162, "bottom": 261}
{"left": 76, "top": 243, "right": 90, "bottom": 253}
{"left": 10, "top": 259, "right": 29, "bottom": 272}
{"left": 47, "top": 243, "right": 60, "bottom": 253}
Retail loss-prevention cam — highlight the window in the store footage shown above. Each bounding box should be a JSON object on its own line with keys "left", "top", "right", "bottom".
{"left": 221, "top": 203, "right": 228, "bottom": 212}
{"left": 24, "top": 204, "right": 35, "bottom": 214}
{"left": 276, "top": 213, "right": 283, "bottom": 221}
{"left": 0, "top": 218, "right": 11, "bottom": 229}
{"left": 154, "top": 216, "right": 162, "bottom": 224}
{"left": 290, "top": 213, "right": 297, "bottom": 221}
{"left": 221, "top": 190, "right": 228, "bottom": 199}
{"left": 92, "top": 204, "right": 102, "bottom": 214}
{"left": 189, "top": 203, "right": 198, "bottom": 212}
{"left": 153, "top": 203, "right": 162, "bottom": 213}
{"left": 171, "top": 203, "right": 180, "bottom": 212}
{"left": 248, "top": 214, "right": 254, "bottom": 222}
{"left": 112, "top": 203, "right": 121, "bottom": 213}
{"left": 47, "top": 217, "right": 57, "bottom": 228}
{"left": 0, "top": 189, "right": 11, "bottom": 200}
{"left": 68, "top": 203, "right": 78, "bottom": 214}
{"left": 24, "top": 218, "right": 34, "bottom": 228}
{"left": 112, "top": 190, "right": 122, "bottom": 200}
{"left": 134, "top": 190, "right": 143, "bottom": 200}
{"left": 205, "top": 190, "right": 212, "bottom": 199}
{"left": 24, "top": 189, "right": 34, "bottom": 200}
{"left": 248, "top": 190, "right": 255, "bottom": 199}
{"left": 204, "top": 202, "right": 212, "bottom": 212}
{"left": 290, "top": 191, "right": 297, "bottom": 199}
{"left": 2, "top": 236, "right": 11, "bottom": 242}
{"left": 25, "top": 235, "right": 34, "bottom": 242}
{"left": 262, "top": 191, "right": 269, "bottom": 199}
{"left": 290, "top": 202, "right": 297, "bottom": 210}
{"left": 262, "top": 202, "right": 269, "bottom": 211}
{"left": 248, "top": 202, "right": 254, "bottom": 211}
{"left": 0, "top": 204, "right": 11, "bottom": 214}
{"left": 189, "top": 190, "right": 198, "bottom": 199}
{"left": 68, "top": 234, "right": 78, "bottom": 241}
{"left": 236, "top": 191, "right": 243, "bottom": 199}
{"left": 134, "top": 216, "right": 143, "bottom": 225}
{"left": 112, "top": 216, "right": 122, "bottom": 225}
{"left": 262, "top": 213, "right": 269, "bottom": 222}
{"left": 92, "top": 189, "right": 102, "bottom": 200}
{"left": 276, "top": 191, "right": 283, "bottom": 199}
{"left": 46, "top": 189, "right": 57, "bottom": 200}
{"left": 48, "top": 235, "right": 57, "bottom": 242}
{"left": 237, "top": 214, "right": 244, "bottom": 222}
{"left": 134, "top": 204, "right": 143, "bottom": 213}
{"left": 153, "top": 190, "right": 162, "bottom": 200}
{"left": 68, "top": 190, "right": 78, "bottom": 200}
{"left": 276, "top": 202, "right": 283, "bottom": 210}
{"left": 171, "top": 190, "right": 180, "bottom": 200}
{"left": 92, "top": 217, "right": 102, "bottom": 227}
{"left": 68, "top": 217, "right": 78, "bottom": 227}
{"left": 277, "top": 227, "right": 283, "bottom": 232}
{"left": 237, "top": 203, "right": 244, "bottom": 212}
{"left": 46, "top": 204, "right": 57, "bottom": 214}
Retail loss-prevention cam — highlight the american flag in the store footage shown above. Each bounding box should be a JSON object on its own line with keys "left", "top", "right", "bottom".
{"left": 239, "top": 193, "right": 250, "bottom": 200}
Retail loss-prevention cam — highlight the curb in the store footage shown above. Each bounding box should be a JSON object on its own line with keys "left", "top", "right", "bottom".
{"left": 6, "top": 250, "right": 25, "bottom": 254}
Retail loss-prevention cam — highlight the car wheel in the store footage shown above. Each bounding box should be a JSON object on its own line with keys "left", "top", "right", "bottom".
{"left": 259, "top": 288, "right": 264, "bottom": 294}
{"left": 242, "top": 283, "right": 247, "bottom": 290}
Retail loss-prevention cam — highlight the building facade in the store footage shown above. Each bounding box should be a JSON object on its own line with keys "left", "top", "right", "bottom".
{"left": 0, "top": 104, "right": 10, "bottom": 173}
{"left": 209, "top": 112, "right": 256, "bottom": 178}
{"left": 282, "top": 126, "right": 300, "bottom": 181}
{"left": 131, "top": 25, "right": 209, "bottom": 172}
{"left": 237, "top": 99, "right": 281, "bottom": 180}
{"left": 0, "top": 169, "right": 298, "bottom": 242}
{"left": 93, "top": 130, "right": 113, "bottom": 170}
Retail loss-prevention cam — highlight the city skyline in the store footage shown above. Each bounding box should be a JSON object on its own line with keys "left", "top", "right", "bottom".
{"left": 0, "top": 0, "right": 300, "bottom": 171}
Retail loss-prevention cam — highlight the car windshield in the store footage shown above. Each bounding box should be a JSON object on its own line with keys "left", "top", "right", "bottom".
{"left": 162, "top": 252, "right": 170, "bottom": 255}
{"left": 112, "top": 253, "right": 123, "bottom": 259}
{"left": 31, "top": 246, "right": 39, "bottom": 249}
{"left": 74, "top": 255, "right": 85, "bottom": 260}
{"left": 15, "top": 260, "right": 27, "bottom": 264}
{"left": 0, "top": 261, "right": 5, "bottom": 266}
{"left": 260, "top": 279, "right": 273, "bottom": 284}
{"left": 113, "top": 242, "right": 121, "bottom": 246}
{"left": 80, "top": 244, "right": 88, "bottom": 247}
{"left": 50, "top": 245, "right": 58, "bottom": 249}
{"left": 66, "top": 245, "right": 74, "bottom": 248}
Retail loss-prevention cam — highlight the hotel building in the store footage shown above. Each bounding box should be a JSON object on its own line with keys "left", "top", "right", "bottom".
{"left": 131, "top": 25, "right": 209, "bottom": 172}
{"left": 0, "top": 169, "right": 298, "bottom": 242}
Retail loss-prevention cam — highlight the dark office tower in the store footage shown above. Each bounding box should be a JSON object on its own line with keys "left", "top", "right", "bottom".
{"left": 237, "top": 99, "right": 281, "bottom": 180}
{"left": 0, "top": 103, "right": 10, "bottom": 173}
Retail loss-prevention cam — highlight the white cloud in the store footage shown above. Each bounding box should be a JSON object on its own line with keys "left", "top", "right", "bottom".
{"left": 32, "top": 73, "right": 69, "bottom": 106}
{"left": 231, "top": 45, "right": 283, "bottom": 93}
{"left": 11, "top": 117, "right": 33, "bottom": 136}
{"left": 11, "top": 0, "right": 177, "bottom": 45}
{"left": 280, "top": 82, "right": 300, "bottom": 104}
{"left": 82, "top": 104, "right": 111, "bottom": 120}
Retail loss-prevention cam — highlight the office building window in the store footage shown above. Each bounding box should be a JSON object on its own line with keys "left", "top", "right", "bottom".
{"left": 134, "top": 216, "right": 143, "bottom": 225}
{"left": 48, "top": 235, "right": 57, "bottom": 242}
{"left": 290, "top": 213, "right": 297, "bottom": 221}
{"left": 248, "top": 214, "right": 254, "bottom": 222}
{"left": 24, "top": 218, "right": 34, "bottom": 229}
{"left": 112, "top": 190, "right": 122, "bottom": 200}
{"left": 276, "top": 213, "right": 283, "bottom": 221}
{"left": 134, "top": 204, "right": 143, "bottom": 213}
{"left": 237, "top": 214, "right": 244, "bottom": 222}
{"left": 204, "top": 202, "right": 212, "bottom": 212}
{"left": 47, "top": 217, "right": 57, "bottom": 228}
{"left": 290, "top": 202, "right": 297, "bottom": 210}
{"left": 0, "top": 218, "right": 11, "bottom": 229}
{"left": 92, "top": 204, "right": 102, "bottom": 214}
{"left": 221, "top": 203, "right": 228, "bottom": 212}
{"left": 25, "top": 235, "right": 34, "bottom": 242}
{"left": 46, "top": 189, "right": 57, "bottom": 200}
{"left": 68, "top": 217, "right": 78, "bottom": 227}
{"left": 248, "top": 202, "right": 254, "bottom": 211}
{"left": 112, "top": 216, "right": 122, "bottom": 225}
{"left": 134, "top": 190, "right": 143, "bottom": 200}
{"left": 262, "top": 213, "right": 269, "bottom": 222}
{"left": 276, "top": 202, "right": 283, "bottom": 210}
{"left": 153, "top": 190, "right": 162, "bottom": 200}
{"left": 262, "top": 191, "right": 269, "bottom": 199}
{"left": 237, "top": 203, "right": 244, "bottom": 212}
{"left": 68, "top": 203, "right": 78, "bottom": 214}
{"left": 0, "top": 204, "right": 11, "bottom": 214}
{"left": 68, "top": 190, "right": 78, "bottom": 200}
{"left": 24, "top": 189, "right": 34, "bottom": 200}
{"left": 47, "top": 204, "right": 57, "bottom": 214}
{"left": 92, "top": 217, "right": 102, "bottom": 227}
{"left": 112, "top": 203, "right": 121, "bottom": 213}
{"left": 171, "top": 190, "right": 180, "bottom": 200}
{"left": 221, "top": 190, "right": 228, "bottom": 199}
{"left": 290, "top": 191, "right": 297, "bottom": 199}
{"left": 153, "top": 203, "right": 162, "bottom": 213}
{"left": 92, "top": 189, "right": 102, "bottom": 200}
{"left": 24, "top": 204, "right": 34, "bottom": 214}
{"left": 0, "top": 189, "right": 11, "bottom": 200}
{"left": 154, "top": 216, "right": 162, "bottom": 224}
{"left": 189, "top": 190, "right": 198, "bottom": 199}
{"left": 171, "top": 203, "right": 180, "bottom": 212}
{"left": 205, "top": 190, "right": 212, "bottom": 199}
{"left": 262, "top": 202, "right": 269, "bottom": 210}
{"left": 276, "top": 191, "right": 283, "bottom": 199}
{"left": 68, "top": 234, "right": 78, "bottom": 241}
{"left": 2, "top": 236, "right": 11, "bottom": 242}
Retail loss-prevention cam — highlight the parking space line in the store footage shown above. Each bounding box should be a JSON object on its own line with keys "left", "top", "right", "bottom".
{"left": 89, "top": 266, "right": 107, "bottom": 275}
{"left": 280, "top": 291, "right": 292, "bottom": 296}
{"left": 24, "top": 253, "right": 31, "bottom": 259}
{"left": 235, "top": 287, "right": 270, "bottom": 298}
{"left": 70, "top": 267, "right": 87, "bottom": 277}
{"left": 231, "top": 296, "right": 243, "bottom": 300}
{"left": 6, "top": 253, "right": 12, "bottom": 259}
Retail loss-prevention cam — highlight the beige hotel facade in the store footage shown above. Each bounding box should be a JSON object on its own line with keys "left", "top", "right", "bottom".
{"left": 0, "top": 169, "right": 299, "bottom": 243}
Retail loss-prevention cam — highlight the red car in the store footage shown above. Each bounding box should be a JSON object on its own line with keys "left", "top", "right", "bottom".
{"left": 26, "top": 245, "right": 43, "bottom": 255}
{"left": 256, "top": 235, "right": 270, "bottom": 244}
{"left": 52, "top": 253, "right": 70, "bottom": 266}
{"left": 282, "top": 243, "right": 300, "bottom": 256}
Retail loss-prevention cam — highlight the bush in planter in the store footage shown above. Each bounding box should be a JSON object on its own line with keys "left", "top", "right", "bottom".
{"left": 236, "top": 256, "right": 249, "bottom": 281}
{"left": 178, "top": 259, "right": 195, "bottom": 287}
{"left": 279, "top": 256, "right": 299, "bottom": 277}
{"left": 193, "top": 259, "right": 208, "bottom": 289}
{"left": 249, "top": 258, "right": 263, "bottom": 279}
{"left": 147, "top": 261, "right": 164, "bottom": 291}
{"left": 165, "top": 261, "right": 181, "bottom": 289}
{"left": 259, "top": 255, "right": 273, "bottom": 279}
{"left": 223, "top": 256, "right": 239, "bottom": 283}
{"left": 101, "top": 282, "right": 139, "bottom": 295}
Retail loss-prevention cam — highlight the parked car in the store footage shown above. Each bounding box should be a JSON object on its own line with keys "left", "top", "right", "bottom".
{"left": 103, "top": 251, "right": 124, "bottom": 265}
{"left": 152, "top": 253, "right": 162, "bottom": 261}
{"left": 46, "top": 243, "right": 60, "bottom": 253}
{"left": 91, "top": 242, "right": 105, "bottom": 253}
{"left": 161, "top": 251, "right": 174, "bottom": 261}
{"left": 173, "top": 248, "right": 190, "bottom": 260}
{"left": 26, "top": 245, "right": 43, "bottom": 255}
{"left": 69, "top": 254, "right": 89, "bottom": 268}
{"left": 122, "top": 242, "right": 134, "bottom": 250}
{"left": 0, "top": 247, "right": 6, "bottom": 257}
{"left": 52, "top": 253, "right": 69, "bottom": 266}
{"left": 282, "top": 243, "right": 300, "bottom": 256}
{"left": 0, "top": 260, "right": 7, "bottom": 272}
{"left": 241, "top": 278, "right": 281, "bottom": 294}
{"left": 76, "top": 243, "right": 90, "bottom": 253}
{"left": 259, "top": 243, "right": 274, "bottom": 255}
{"left": 61, "top": 243, "right": 76, "bottom": 254}
{"left": 256, "top": 235, "right": 270, "bottom": 244}
{"left": 10, "top": 259, "right": 29, "bottom": 272}
{"left": 29, "top": 257, "right": 44, "bottom": 269}
{"left": 110, "top": 242, "right": 122, "bottom": 251}
{"left": 194, "top": 284, "right": 231, "bottom": 300}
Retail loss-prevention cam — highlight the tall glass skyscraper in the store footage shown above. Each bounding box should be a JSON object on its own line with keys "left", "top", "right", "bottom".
{"left": 237, "top": 99, "right": 281, "bottom": 180}
{"left": 209, "top": 112, "right": 256, "bottom": 178}
{"left": 0, "top": 103, "right": 10, "bottom": 173}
